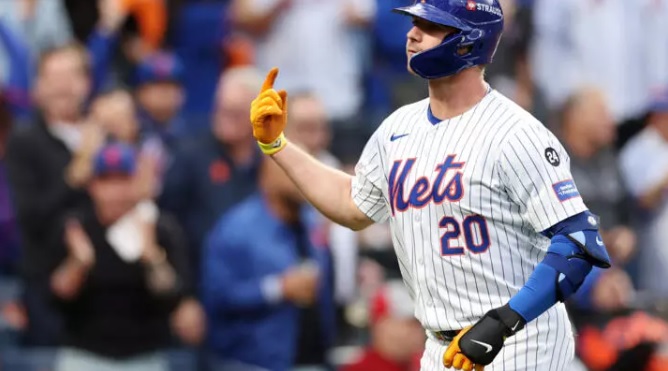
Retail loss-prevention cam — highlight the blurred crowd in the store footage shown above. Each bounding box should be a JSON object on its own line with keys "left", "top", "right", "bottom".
{"left": 0, "top": 0, "right": 667, "bottom": 370}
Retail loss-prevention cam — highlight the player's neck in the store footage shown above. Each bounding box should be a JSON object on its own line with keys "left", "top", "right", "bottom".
{"left": 427, "top": 69, "right": 487, "bottom": 120}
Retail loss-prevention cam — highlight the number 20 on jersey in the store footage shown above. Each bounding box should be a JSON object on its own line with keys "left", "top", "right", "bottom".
{"left": 439, "top": 215, "right": 491, "bottom": 256}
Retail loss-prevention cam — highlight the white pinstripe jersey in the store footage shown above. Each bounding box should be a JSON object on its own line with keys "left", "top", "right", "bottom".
{"left": 352, "top": 89, "right": 588, "bottom": 331}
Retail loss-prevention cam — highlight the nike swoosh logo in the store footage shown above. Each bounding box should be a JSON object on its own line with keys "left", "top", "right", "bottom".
{"left": 511, "top": 321, "right": 521, "bottom": 331}
{"left": 596, "top": 236, "right": 604, "bottom": 246}
{"left": 390, "top": 133, "right": 410, "bottom": 141}
{"left": 470, "top": 340, "right": 493, "bottom": 353}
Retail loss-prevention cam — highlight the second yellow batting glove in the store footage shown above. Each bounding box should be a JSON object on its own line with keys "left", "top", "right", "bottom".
{"left": 250, "top": 67, "right": 289, "bottom": 155}
{"left": 444, "top": 304, "right": 526, "bottom": 371}
{"left": 444, "top": 326, "right": 485, "bottom": 371}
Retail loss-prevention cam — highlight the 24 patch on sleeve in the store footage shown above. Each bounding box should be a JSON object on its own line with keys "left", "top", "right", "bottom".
{"left": 552, "top": 180, "right": 580, "bottom": 202}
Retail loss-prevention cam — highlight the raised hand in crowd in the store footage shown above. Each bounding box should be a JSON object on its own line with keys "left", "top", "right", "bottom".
{"left": 171, "top": 297, "right": 206, "bottom": 346}
{"left": 134, "top": 152, "right": 160, "bottom": 201}
{"left": 137, "top": 204, "right": 178, "bottom": 296}
{"left": 51, "top": 219, "right": 95, "bottom": 300}
{"left": 230, "top": 0, "right": 292, "bottom": 36}
{"left": 602, "top": 226, "right": 637, "bottom": 265}
{"left": 342, "top": 0, "right": 374, "bottom": 27}
{"left": 1, "top": 300, "right": 28, "bottom": 333}
{"left": 637, "top": 173, "right": 668, "bottom": 211}
{"left": 97, "top": 0, "right": 129, "bottom": 34}
{"left": 591, "top": 268, "right": 635, "bottom": 313}
{"left": 115, "top": 0, "right": 167, "bottom": 62}
{"left": 281, "top": 262, "right": 320, "bottom": 306}
{"left": 65, "top": 122, "right": 105, "bottom": 189}
{"left": 18, "top": 0, "right": 37, "bottom": 20}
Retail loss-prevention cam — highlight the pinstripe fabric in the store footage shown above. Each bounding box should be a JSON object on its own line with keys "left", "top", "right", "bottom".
{"left": 351, "top": 90, "right": 584, "bottom": 369}
{"left": 420, "top": 305, "right": 574, "bottom": 370}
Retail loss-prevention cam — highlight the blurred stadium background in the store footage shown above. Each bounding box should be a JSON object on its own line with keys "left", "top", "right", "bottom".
{"left": 0, "top": 0, "right": 667, "bottom": 370}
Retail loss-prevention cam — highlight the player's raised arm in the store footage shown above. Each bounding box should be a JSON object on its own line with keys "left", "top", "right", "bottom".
{"left": 249, "top": 68, "right": 376, "bottom": 231}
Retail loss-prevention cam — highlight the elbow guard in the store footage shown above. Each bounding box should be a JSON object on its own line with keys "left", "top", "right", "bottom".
{"left": 543, "top": 211, "right": 612, "bottom": 301}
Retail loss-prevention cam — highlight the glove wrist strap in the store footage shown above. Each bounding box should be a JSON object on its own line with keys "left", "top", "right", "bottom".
{"left": 496, "top": 304, "right": 526, "bottom": 336}
{"left": 258, "top": 132, "right": 287, "bottom": 155}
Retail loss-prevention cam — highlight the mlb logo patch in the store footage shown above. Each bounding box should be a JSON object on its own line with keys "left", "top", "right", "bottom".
{"left": 552, "top": 180, "right": 580, "bottom": 202}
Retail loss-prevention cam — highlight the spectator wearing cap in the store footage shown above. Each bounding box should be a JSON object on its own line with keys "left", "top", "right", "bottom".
{"left": 84, "top": 88, "right": 168, "bottom": 198}
{"left": 202, "top": 155, "right": 335, "bottom": 371}
{"left": 159, "top": 66, "right": 262, "bottom": 281}
{"left": 620, "top": 87, "right": 668, "bottom": 297}
{"left": 50, "top": 142, "right": 191, "bottom": 371}
{"left": 85, "top": 88, "right": 208, "bottom": 349}
{"left": 134, "top": 51, "right": 187, "bottom": 147}
{"left": 343, "top": 280, "right": 424, "bottom": 371}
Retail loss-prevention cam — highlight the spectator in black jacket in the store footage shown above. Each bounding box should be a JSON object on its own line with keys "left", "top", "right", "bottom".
{"left": 5, "top": 42, "right": 96, "bottom": 346}
{"left": 51, "top": 142, "right": 190, "bottom": 371}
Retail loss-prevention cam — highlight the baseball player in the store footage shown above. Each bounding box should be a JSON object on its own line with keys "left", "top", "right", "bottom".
{"left": 248, "top": 0, "right": 611, "bottom": 370}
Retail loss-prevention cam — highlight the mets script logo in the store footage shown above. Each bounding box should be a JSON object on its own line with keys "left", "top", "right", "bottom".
{"left": 389, "top": 155, "right": 465, "bottom": 216}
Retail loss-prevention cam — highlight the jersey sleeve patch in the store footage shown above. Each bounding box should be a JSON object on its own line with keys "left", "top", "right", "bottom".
{"left": 552, "top": 179, "right": 580, "bottom": 202}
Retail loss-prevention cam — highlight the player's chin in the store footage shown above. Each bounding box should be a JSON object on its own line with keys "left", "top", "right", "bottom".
{"left": 406, "top": 63, "right": 418, "bottom": 77}
{"left": 406, "top": 54, "right": 419, "bottom": 76}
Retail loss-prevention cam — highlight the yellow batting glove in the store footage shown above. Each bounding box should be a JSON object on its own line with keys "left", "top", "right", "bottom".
{"left": 250, "top": 67, "right": 289, "bottom": 155}
{"left": 443, "top": 327, "right": 485, "bottom": 371}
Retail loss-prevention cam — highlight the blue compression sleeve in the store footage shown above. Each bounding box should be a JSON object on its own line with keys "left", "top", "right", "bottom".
{"left": 508, "top": 234, "right": 599, "bottom": 322}
{"left": 508, "top": 235, "right": 574, "bottom": 322}
{"left": 508, "top": 211, "right": 610, "bottom": 322}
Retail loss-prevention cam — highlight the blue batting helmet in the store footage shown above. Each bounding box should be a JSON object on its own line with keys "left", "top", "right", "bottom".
{"left": 393, "top": 0, "right": 504, "bottom": 79}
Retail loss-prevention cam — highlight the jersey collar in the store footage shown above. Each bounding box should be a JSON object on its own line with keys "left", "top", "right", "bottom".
{"left": 427, "top": 84, "right": 493, "bottom": 125}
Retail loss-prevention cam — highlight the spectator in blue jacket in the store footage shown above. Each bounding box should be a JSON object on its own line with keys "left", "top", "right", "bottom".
{"left": 159, "top": 66, "right": 263, "bottom": 281}
{"left": 202, "top": 155, "right": 336, "bottom": 371}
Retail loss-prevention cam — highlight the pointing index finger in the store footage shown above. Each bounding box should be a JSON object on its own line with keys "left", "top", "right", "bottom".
{"left": 261, "top": 67, "right": 279, "bottom": 92}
